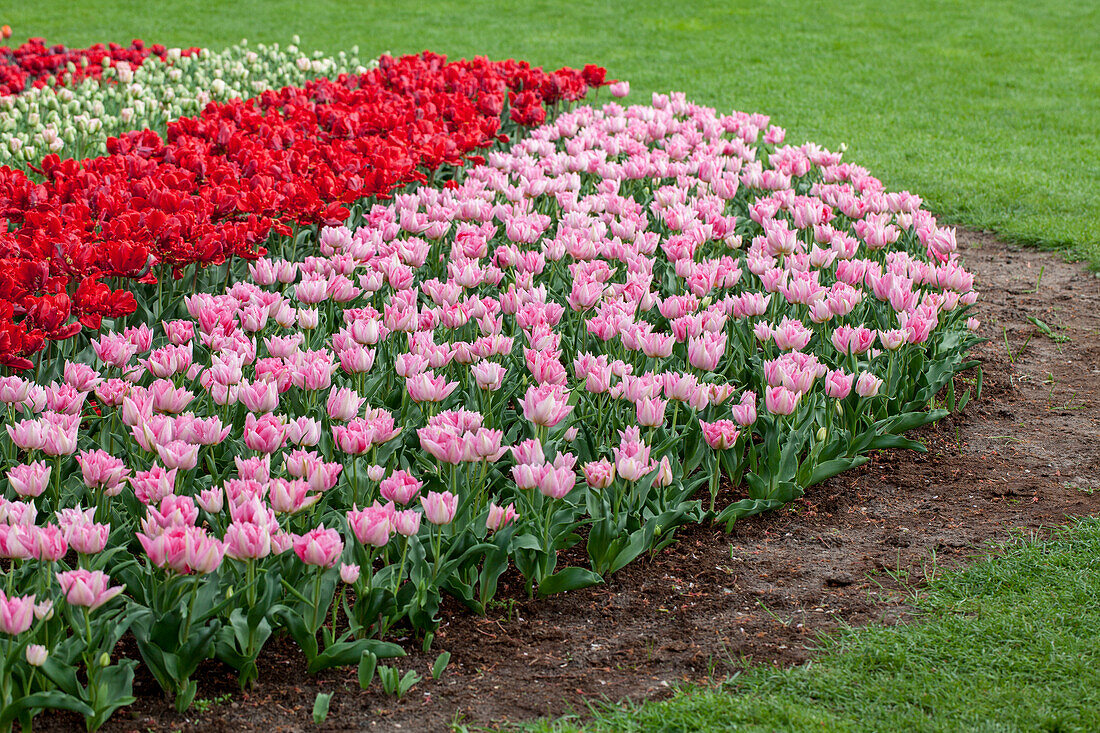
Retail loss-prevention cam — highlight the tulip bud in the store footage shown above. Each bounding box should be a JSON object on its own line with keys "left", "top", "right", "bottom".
{"left": 25, "top": 645, "right": 47, "bottom": 667}
{"left": 340, "top": 563, "right": 360, "bottom": 584}
{"left": 816, "top": 427, "right": 828, "bottom": 442}
{"left": 98, "top": 652, "right": 111, "bottom": 668}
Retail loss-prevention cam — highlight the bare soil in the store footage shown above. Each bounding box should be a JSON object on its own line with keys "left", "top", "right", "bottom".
{"left": 54, "top": 231, "right": 1100, "bottom": 732}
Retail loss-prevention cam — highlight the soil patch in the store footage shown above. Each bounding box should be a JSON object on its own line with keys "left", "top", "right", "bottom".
{"left": 52, "top": 231, "right": 1100, "bottom": 732}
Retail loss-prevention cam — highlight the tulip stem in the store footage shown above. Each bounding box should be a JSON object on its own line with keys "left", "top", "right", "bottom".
{"left": 393, "top": 537, "right": 410, "bottom": 596}
{"left": 709, "top": 465, "right": 720, "bottom": 514}
{"left": 52, "top": 455, "right": 62, "bottom": 511}
{"left": 310, "top": 569, "right": 324, "bottom": 633}
{"left": 179, "top": 574, "right": 202, "bottom": 651}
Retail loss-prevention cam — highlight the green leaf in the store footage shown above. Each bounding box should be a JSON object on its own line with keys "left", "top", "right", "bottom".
{"left": 714, "top": 497, "right": 787, "bottom": 531}
{"left": 358, "top": 651, "right": 378, "bottom": 690}
{"left": 40, "top": 657, "right": 83, "bottom": 698}
{"left": 398, "top": 669, "right": 422, "bottom": 696}
{"left": 312, "top": 692, "right": 332, "bottom": 724}
{"left": 866, "top": 434, "right": 928, "bottom": 452}
{"left": 432, "top": 651, "right": 450, "bottom": 680}
{"left": 536, "top": 567, "right": 603, "bottom": 597}
{"left": 512, "top": 533, "right": 544, "bottom": 551}
{"left": 0, "top": 691, "right": 94, "bottom": 728}
{"left": 608, "top": 528, "right": 652, "bottom": 575}
{"left": 806, "top": 456, "right": 870, "bottom": 487}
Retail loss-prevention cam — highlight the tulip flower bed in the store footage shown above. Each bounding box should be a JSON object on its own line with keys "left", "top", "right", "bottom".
{"left": 0, "top": 83, "right": 982, "bottom": 729}
{"left": 0, "top": 38, "right": 375, "bottom": 167}
{"left": 0, "top": 51, "right": 607, "bottom": 372}
{"left": 0, "top": 37, "right": 199, "bottom": 98}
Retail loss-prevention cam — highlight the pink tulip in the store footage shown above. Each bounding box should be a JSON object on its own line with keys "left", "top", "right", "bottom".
{"left": 326, "top": 386, "right": 365, "bottom": 422}
{"left": 393, "top": 509, "right": 422, "bottom": 537}
{"left": 537, "top": 460, "right": 577, "bottom": 499}
{"left": 340, "top": 563, "right": 361, "bottom": 584}
{"left": 521, "top": 383, "right": 573, "bottom": 427}
{"left": 420, "top": 491, "right": 458, "bottom": 525}
{"left": 137, "top": 526, "right": 189, "bottom": 572}
{"left": 824, "top": 370, "right": 855, "bottom": 399}
{"left": 149, "top": 379, "right": 194, "bottom": 414}
{"left": 63, "top": 518, "right": 109, "bottom": 555}
{"left": 0, "top": 591, "right": 35, "bottom": 635}
{"left": 243, "top": 413, "right": 286, "bottom": 454}
{"left": 156, "top": 440, "right": 200, "bottom": 472}
{"left": 269, "top": 479, "right": 320, "bottom": 514}
{"left": 40, "top": 421, "right": 78, "bottom": 457}
{"left": 187, "top": 529, "right": 226, "bottom": 574}
{"left": 878, "top": 328, "right": 909, "bottom": 351}
{"left": 487, "top": 503, "right": 518, "bottom": 531}
{"left": 45, "top": 382, "right": 87, "bottom": 415}
{"left": 855, "top": 371, "right": 884, "bottom": 398}
{"left": 24, "top": 525, "right": 67, "bottom": 562}
{"left": 194, "top": 487, "right": 223, "bottom": 514}
{"left": 347, "top": 504, "right": 394, "bottom": 547}
{"left": 583, "top": 459, "right": 615, "bottom": 489}
{"left": 63, "top": 362, "right": 102, "bottom": 392}
{"left": 224, "top": 521, "right": 272, "bottom": 561}
{"left": 306, "top": 461, "right": 343, "bottom": 493}
{"left": 687, "top": 332, "right": 725, "bottom": 372}
{"left": 7, "top": 461, "right": 51, "bottom": 498}
{"left": 286, "top": 416, "right": 322, "bottom": 446}
{"left": 235, "top": 454, "right": 271, "bottom": 482}
{"left": 654, "top": 456, "right": 674, "bottom": 487}
{"left": 77, "top": 449, "right": 130, "bottom": 493}
{"left": 56, "top": 569, "right": 124, "bottom": 610}
{"left": 636, "top": 397, "right": 668, "bottom": 427}
{"left": 613, "top": 428, "right": 652, "bottom": 483}
{"left": 129, "top": 464, "right": 177, "bottom": 505}
{"left": 472, "top": 361, "right": 506, "bottom": 391}
{"left": 609, "top": 80, "right": 630, "bottom": 97}
{"left": 406, "top": 371, "right": 459, "bottom": 403}
{"left": 237, "top": 380, "right": 279, "bottom": 414}
{"left": 772, "top": 317, "right": 813, "bottom": 351}
{"left": 764, "top": 386, "right": 800, "bottom": 416}
{"left": 162, "top": 320, "right": 195, "bottom": 345}
{"left": 731, "top": 391, "right": 757, "bottom": 426}
{"left": 293, "top": 526, "right": 344, "bottom": 567}
{"left": 380, "top": 470, "right": 422, "bottom": 506}
{"left": 0, "top": 376, "right": 30, "bottom": 405}
{"left": 0, "top": 525, "right": 33, "bottom": 560}
{"left": 332, "top": 420, "right": 373, "bottom": 455}
{"left": 699, "top": 419, "right": 741, "bottom": 449}
{"left": 6, "top": 420, "right": 45, "bottom": 452}
{"left": 25, "top": 644, "right": 47, "bottom": 666}
{"left": 143, "top": 495, "right": 199, "bottom": 532}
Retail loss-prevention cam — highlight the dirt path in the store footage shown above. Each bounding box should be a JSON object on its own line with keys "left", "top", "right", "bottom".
{"left": 88, "top": 231, "right": 1100, "bottom": 732}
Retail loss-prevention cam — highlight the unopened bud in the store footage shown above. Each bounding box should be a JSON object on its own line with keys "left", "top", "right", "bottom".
{"left": 25, "top": 644, "right": 47, "bottom": 667}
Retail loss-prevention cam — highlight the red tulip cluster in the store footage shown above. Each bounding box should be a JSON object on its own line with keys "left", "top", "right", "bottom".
{"left": 0, "top": 37, "right": 199, "bottom": 96}
{"left": 0, "top": 51, "right": 607, "bottom": 369}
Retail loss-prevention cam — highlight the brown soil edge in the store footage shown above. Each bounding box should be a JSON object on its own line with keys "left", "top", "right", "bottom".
{"left": 48, "top": 230, "right": 1100, "bottom": 732}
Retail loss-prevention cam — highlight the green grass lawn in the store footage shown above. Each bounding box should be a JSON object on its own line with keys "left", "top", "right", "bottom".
{"left": 7, "top": 1, "right": 1100, "bottom": 263}
{"left": 523, "top": 520, "right": 1100, "bottom": 732}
